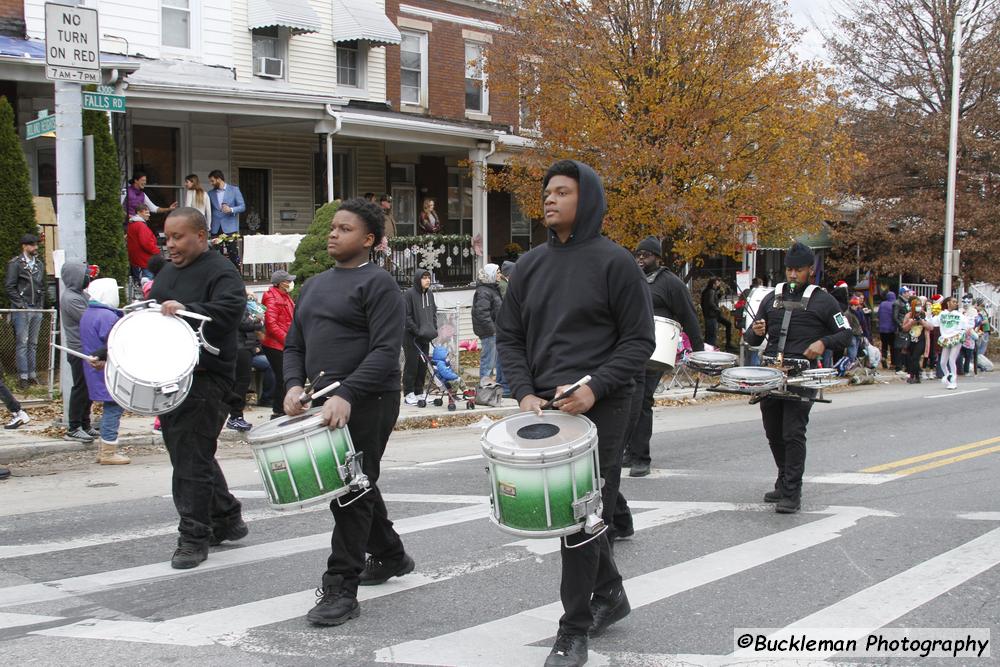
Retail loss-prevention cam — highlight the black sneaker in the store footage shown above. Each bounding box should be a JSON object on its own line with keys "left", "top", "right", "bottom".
{"left": 63, "top": 427, "right": 95, "bottom": 443}
{"left": 588, "top": 587, "right": 631, "bottom": 636}
{"left": 359, "top": 552, "right": 415, "bottom": 586}
{"left": 210, "top": 519, "right": 249, "bottom": 546}
{"left": 775, "top": 497, "right": 801, "bottom": 514}
{"left": 307, "top": 575, "right": 360, "bottom": 626}
{"left": 628, "top": 462, "right": 650, "bottom": 477}
{"left": 545, "top": 631, "right": 588, "bottom": 667}
{"left": 763, "top": 489, "right": 781, "bottom": 503}
{"left": 83, "top": 426, "right": 99, "bottom": 438}
{"left": 171, "top": 541, "right": 208, "bottom": 569}
{"left": 226, "top": 416, "right": 252, "bottom": 432}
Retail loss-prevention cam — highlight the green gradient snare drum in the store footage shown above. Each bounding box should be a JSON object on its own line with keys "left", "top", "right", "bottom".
{"left": 481, "top": 411, "right": 605, "bottom": 539}
{"left": 249, "top": 408, "right": 369, "bottom": 510}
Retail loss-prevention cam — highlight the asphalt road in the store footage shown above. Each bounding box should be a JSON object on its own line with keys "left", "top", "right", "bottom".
{"left": 1, "top": 375, "right": 998, "bottom": 666}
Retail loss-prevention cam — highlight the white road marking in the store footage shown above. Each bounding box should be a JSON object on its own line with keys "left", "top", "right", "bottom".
{"left": 958, "top": 511, "right": 1000, "bottom": 521}
{"left": 0, "top": 504, "right": 488, "bottom": 609}
{"left": 0, "top": 612, "right": 65, "bottom": 630}
{"left": 924, "top": 388, "right": 990, "bottom": 399}
{"left": 374, "top": 506, "right": 889, "bottom": 667}
{"left": 804, "top": 472, "right": 902, "bottom": 485}
{"left": 417, "top": 454, "right": 482, "bottom": 466}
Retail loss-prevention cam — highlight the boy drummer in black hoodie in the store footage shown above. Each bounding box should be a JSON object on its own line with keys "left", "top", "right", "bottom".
{"left": 497, "top": 160, "right": 655, "bottom": 667}
{"left": 282, "top": 198, "right": 414, "bottom": 626}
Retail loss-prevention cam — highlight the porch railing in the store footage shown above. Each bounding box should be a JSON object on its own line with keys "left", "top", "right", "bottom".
{"left": 387, "top": 235, "right": 476, "bottom": 288}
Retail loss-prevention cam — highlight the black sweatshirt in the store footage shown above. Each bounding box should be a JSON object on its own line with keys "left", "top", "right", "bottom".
{"left": 742, "top": 284, "right": 853, "bottom": 359}
{"left": 283, "top": 263, "right": 403, "bottom": 404}
{"left": 403, "top": 266, "right": 437, "bottom": 342}
{"left": 149, "top": 249, "right": 245, "bottom": 381}
{"left": 647, "top": 268, "right": 705, "bottom": 352}
{"left": 496, "top": 161, "right": 655, "bottom": 402}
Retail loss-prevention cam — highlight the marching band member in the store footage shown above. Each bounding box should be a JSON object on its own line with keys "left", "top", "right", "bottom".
{"left": 497, "top": 160, "right": 654, "bottom": 666}
{"left": 150, "top": 207, "right": 247, "bottom": 569}
{"left": 743, "top": 242, "right": 852, "bottom": 514}
{"left": 282, "top": 198, "right": 414, "bottom": 627}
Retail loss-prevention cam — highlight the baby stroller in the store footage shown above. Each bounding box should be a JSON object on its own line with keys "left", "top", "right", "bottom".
{"left": 414, "top": 343, "right": 475, "bottom": 411}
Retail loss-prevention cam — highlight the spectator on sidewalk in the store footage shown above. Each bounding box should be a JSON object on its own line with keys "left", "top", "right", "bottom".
{"left": 495, "top": 261, "right": 516, "bottom": 396}
{"left": 403, "top": 267, "right": 437, "bottom": 405}
{"left": 5, "top": 233, "right": 46, "bottom": 389}
{"left": 901, "top": 297, "right": 929, "bottom": 384}
{"left": 472, "top": 263, "right": 502, "bottom": 385}
{"left": 80, "top": 278, "right": 130, "bottom": 465}
{"left": 126, "top": 204, "right": 161, "bottom": 284}
{"left": 262, "top": 270, "right": 295, "bottom": 419}
{"left": 701, "top": 277, "right": 733, "bottom": 351}
{"left": 877, "top": 290, "right": 897, "bottom": 369}
{"left": 0, "top": 375, "right": 30, "bottom": 430}
{"left": 892, "top": 286, "right": 913, "bottom": 373}
{"left": 60, "top": 261, "right": 97, "bottom": 443}
{"left": 227, "top": 293, "right": 263, "bottom": 432}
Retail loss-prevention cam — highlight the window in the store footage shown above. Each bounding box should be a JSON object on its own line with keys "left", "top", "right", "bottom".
{"left": 519, "top": 60, "right": 541, "bottom": 133}
{"left": 132, "top": 124, "right": 183, "bottom": 233}
{"left": 313, "top": 148, "right": 356, "bottom": 208}
{"left": 511, "top": 198, "right": 532, "bottom": 252}
{"left": 161, "top": 0, "right": 191, "bottom": 49}
{"left": 252, "top": 27, "right": 280, "bottom": 60}
{"left": 400, "top": 31, "right": 426, "bottom": 106}
{"left": 337, "top": 40, "right": 366, "bottom": 89}
{"left": 448, "top": 169, "right": 473, "bottom": 236}
{"left": 465, "top": 42, "right": 487, "bottom": 113}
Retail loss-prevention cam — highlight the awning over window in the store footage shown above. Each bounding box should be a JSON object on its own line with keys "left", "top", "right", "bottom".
{"left": 331, "top": 0, "right": 402, "bottom": 46}
{"left": 247, "top": 0, "right": 323, "bottom": 35}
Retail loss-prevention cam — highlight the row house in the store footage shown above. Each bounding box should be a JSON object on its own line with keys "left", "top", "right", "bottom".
{"left": 0, "top": 0, "right": 539, "bottom": 287}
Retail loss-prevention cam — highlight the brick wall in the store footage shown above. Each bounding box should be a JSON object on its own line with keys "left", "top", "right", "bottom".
{"left": 386, "top": 0, "right": 517, "bottom": 129}
{"left": 0, "top": 0, "right": 25, "bottom": 37}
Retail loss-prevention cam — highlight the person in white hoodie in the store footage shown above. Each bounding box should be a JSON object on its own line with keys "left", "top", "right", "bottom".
{"left": 928, "top": 295, "right": 968, "bottom": 390}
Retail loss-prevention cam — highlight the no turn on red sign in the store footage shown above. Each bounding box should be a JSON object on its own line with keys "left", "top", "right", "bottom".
{"left": 44, "top": 3, "right": 101, "bottom": 83}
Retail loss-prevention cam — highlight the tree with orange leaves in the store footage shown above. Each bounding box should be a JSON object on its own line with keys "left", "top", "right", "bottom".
{"left": 486, "top": 0, "right": 858, "bottom": 262}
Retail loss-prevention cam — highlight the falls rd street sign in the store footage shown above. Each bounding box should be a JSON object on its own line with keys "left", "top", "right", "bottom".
{"left": 83, "top": 91, "right": 126, "bottom": 113}
{"left": 45, "top": 3, "right": 101, "bottom": 83}
{"left": 26, "top": 113, "right": 56, "bottom": 140}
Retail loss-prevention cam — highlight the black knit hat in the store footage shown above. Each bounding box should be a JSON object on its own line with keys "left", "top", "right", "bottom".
{"left": 784, "top": 242, "right": 815, "bottom": 268}
{"left": 635, "top": 236, "right": 662, "bottom": 257}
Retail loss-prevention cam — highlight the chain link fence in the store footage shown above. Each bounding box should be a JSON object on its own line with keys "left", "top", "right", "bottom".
{"left": 0, "top": 309, "right": 59, "bottom": 401}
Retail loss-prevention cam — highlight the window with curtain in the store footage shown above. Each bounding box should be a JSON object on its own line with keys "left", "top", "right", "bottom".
{"left": 161, "top": 0, "right": 191, "bottom": 49}
{"left": 465, "top": 42, "right": 487, "bottom": 113}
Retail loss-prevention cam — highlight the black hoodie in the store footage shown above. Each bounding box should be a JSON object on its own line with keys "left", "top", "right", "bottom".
{"left": 404, "top": 267, "right": 437, "bottom": 342}
{"left": 496, "top": 161, "right": 655, "bottom": 402}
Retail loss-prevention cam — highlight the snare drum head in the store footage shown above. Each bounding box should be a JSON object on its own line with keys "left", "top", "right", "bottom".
{"left": 688, "top": 351, "right": 739, "bottom": 367}
{"left": 482, "top": 412, "right": 595, "bottom": 462}
{"left": 802, "top": 368, "right": 837, "bottom": 379}
{"left": 722, "top": 366, "right": 784, "bottom": 384}
{"left": 248, "top": 407, "right": 330, "bottom": 446}
{"left": 107, "top": 310, "right": 199, "bottom": 382}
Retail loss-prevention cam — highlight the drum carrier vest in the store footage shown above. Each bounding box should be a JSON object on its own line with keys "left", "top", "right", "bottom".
{"left": 769, "top": 282, "right": 818, "bottom": 370}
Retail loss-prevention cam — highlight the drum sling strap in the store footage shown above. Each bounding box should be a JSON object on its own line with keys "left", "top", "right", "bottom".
{"left": 772, "top": 283, "right": 817, "bottom": 367}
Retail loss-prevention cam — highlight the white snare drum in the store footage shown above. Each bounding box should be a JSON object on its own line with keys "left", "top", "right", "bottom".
{"left": 649, "top": 317, "right": 682, "bottom": 369}
{"left": 105, "top": 309, "right": 200, "bottom": 415}
{"left": 793, "top": 367, "right": 842, "bottom": 389}
{"left": 481, "top": 412, "right": 604, "bottom": 539}
{"left": 686, "top": 351, "right": 739, "bottom": 376}
{"left": 720, "top": 366, "right": 784, "bottom": 394}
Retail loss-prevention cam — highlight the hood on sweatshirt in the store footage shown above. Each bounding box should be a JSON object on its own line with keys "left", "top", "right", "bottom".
{"left": 884, "top": 291, "right": 896, "bottom": 302}
{"left": 542, "top": 160, "right": 607, "bottom": 246}
{"left": 412, "top": 266, "right": 431, "bottom": 291}
{"left": 500, "top": 260, "right": 515, "bottom": 277}
{"left": 88, "top": 278, "right": 119, "bottom": 309}
{"left": 60, "top": 262, "right": 89, "bottom": 293}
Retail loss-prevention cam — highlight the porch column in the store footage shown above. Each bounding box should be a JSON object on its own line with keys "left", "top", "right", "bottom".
{"left": 469, "top": 145, "right": 489, "bottom": 271}
{"left": 326, "top": 133, "right": 335, "bottom": 203}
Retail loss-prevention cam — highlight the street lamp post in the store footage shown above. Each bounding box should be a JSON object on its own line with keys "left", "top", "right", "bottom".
{"left": 942, "top": 13, "right": 963, "bottom": 297}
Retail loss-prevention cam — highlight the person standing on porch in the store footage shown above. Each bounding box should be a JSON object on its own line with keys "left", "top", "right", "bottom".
{"left": 122, "top": 171, "right": 177, "bottom": 219}
{"left": 183, "top": 174, "right": 212, "bottom": 223}
{"left": 207, "top": 170, "right": 246, "bottom": 268}
{"left": 418, "top": 198, "right": 441, "bottom": 234}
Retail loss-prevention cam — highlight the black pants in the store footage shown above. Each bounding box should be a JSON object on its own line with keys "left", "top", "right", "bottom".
{"left": 160, "top": 373, "right": 243, "bottom": 546}
{"left": 905, "top": 343, "right": 923, "bottom": 379}
{"left": 402, "top": 336, "right": 428, "bottom": 395}
{"left": 704, "top": 316, "right": 733, "bottom": 349}
{"left": 67, "top": 356, "right": 92, "bottom": 430}
{"left": 0, "top": 378, "right": 21, "bottom": 415}
{"left": 228, "top": 348, "right": 253, "bottom": 418}
{"left": 559, "top": 391, "right": 632, "bottom": 636}
{"left": 624, "top": 368, "right": 663, "bottom": 466}
{"left": 879, "top": 333, "right": 894, "bottom": 367}
{"left": 263, "top": 346, "right": 285, "bottom": 416}
{"left": 324, "top": 391, "right": 406, "bottom": 597}
{"left": 759, "top": 393, "right": 813, "bottom": 500}
{"left": 958, "top": 347, "right": 976, "bottom": 375}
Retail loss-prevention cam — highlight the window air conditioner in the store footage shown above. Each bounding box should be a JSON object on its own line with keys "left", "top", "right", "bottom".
{"left": 255, "top": 57, "right": 284, "bottom": 78}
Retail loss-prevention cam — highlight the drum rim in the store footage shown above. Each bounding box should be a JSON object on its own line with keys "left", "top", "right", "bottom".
{"left": 248, "top": 407, "right": 346, "bottom": 447}
{"left": 106, "top": 309, "right": 200, "bottom": 378}
{"left": 653, "top": 316, "right": 682, "bottom": 327}
{"left": 481, "top": 411, "right": 596, "bottom": 463}
{"left": 721, "top": 366, "right": 784, "bottom": 382}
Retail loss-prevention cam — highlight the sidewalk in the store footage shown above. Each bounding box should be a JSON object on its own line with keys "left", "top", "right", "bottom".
{"left": 0, "top": 370, "right": 897, "bottom": 464}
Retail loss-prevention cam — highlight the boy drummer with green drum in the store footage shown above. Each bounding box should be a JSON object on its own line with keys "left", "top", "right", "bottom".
{"left": 496, "top": 160, "right": 655, "bottom": 666}
{"left": 282, "top": 197, "right": 414, "bottom": 627}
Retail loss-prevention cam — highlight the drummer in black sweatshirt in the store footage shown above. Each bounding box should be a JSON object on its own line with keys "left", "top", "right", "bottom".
{"left": 497, "top": 160, "right": 655, "bottom": 667}
{"left": 282, "top": 197, "right": 413, "bottom": 628}
{"left": 150, "top": 207, "right": 248, "bottom": 570}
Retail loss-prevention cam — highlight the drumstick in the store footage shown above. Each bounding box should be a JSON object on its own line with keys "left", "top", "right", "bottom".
{"left": 53, "top": 344, "right": 98, "bottom": 363}
{"left": 542, "top": 375, "right": 592, "bottom": 409}
{"left": 299, "top": 381, "right": 341, "bottom": 405}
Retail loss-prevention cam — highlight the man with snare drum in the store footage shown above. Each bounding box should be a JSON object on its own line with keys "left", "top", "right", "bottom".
{"left": 282, "top": 198, "right": 414, "bottom": 627}
{"left": 742, "top": 242, "right": 852, "bottom": 514}
{"left": 150, "top": 207, "right": 248, "bottom": 569}
{"left": 497, "top": 160, "right": 654, "bottom": 667}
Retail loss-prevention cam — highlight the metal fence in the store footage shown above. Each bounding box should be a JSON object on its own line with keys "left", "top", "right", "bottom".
{"left": 0, "top": 309, "right": 58, "bottom": 400}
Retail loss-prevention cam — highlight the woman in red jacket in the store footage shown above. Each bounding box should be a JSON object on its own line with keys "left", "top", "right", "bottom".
{"left": 126, "top": 205, "right": 160, "bottom": 283}
{"left": 262, "top": 269, "right": 296, "bottom": 418}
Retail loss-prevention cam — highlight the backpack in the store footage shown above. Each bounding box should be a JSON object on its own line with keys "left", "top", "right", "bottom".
{"left": 475, "top": 383, "right": 504, "bottom": 407}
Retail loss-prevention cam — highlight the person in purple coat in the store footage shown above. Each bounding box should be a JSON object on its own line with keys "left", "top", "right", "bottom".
{"left": 80, "top": 278, "right": 130, "bottom": 465}
{"left": 876, "top": 291, "right": 896, "bottom": 369}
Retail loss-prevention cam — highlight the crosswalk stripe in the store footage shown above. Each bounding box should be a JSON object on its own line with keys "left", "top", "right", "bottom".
{"left": 0, "top": 612, "right": 65, "bottom": 631}
{"left": 0, "top": 503, "right": 488, "bottom": 609}
{"left": 374, "top": 506, "right": 889, "bottom": 667}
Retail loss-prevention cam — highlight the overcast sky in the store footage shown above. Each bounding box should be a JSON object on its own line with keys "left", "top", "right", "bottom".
{"left": 786, "top": 0, "right": 838, "bottom": 63}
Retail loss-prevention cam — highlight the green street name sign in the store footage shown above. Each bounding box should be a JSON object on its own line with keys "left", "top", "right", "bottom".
{"left": 26, "top": 112, "right": 56, "bottom": 140}
{"left": 83, "top": 91, "right": 126, "bottom": 113}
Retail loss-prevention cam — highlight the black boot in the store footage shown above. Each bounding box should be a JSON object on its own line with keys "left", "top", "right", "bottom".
{"left": 307, "top": 574, "right": 360, "bottom": 626}
{"left": 171, "top": 540, "right": 208, "bottom": 569}
{"left": 544, "top": 631, "right": 588, "bottom": 667}
{"left": 589, "top": 586, "right": 631, "bottom": 636}
{"left": 775, "top": 496, "right": 801, "bottom": 514}
{"left": 359, "top": 552, "right": 415, "bottom": 586}
{"left": 763, "top": 489, "right": 781, "bottom": 503}
{"left": 628, "top": 462, "right": 650, "bottom": 477}
{"left": 210, "top": 518, "right": 249, "bottom": 546}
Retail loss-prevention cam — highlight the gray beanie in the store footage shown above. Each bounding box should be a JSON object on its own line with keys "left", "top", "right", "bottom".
{"left": 784, "top": 242, "right": 815, "bottom": 268}
{"left": 635, "top": 236, "right": 662, "bottom": 257}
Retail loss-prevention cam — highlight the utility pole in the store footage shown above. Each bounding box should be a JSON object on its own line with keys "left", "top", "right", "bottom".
{"left": 942, "top": 13, "right": 963, "bottom": 297}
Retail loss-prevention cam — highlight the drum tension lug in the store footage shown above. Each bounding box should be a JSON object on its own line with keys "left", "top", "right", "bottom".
{"left": 572, "top": 491, "right": 605, "bottom": 535}
{"left": 338, "top": 451, "right": 371, "bottom": 493}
